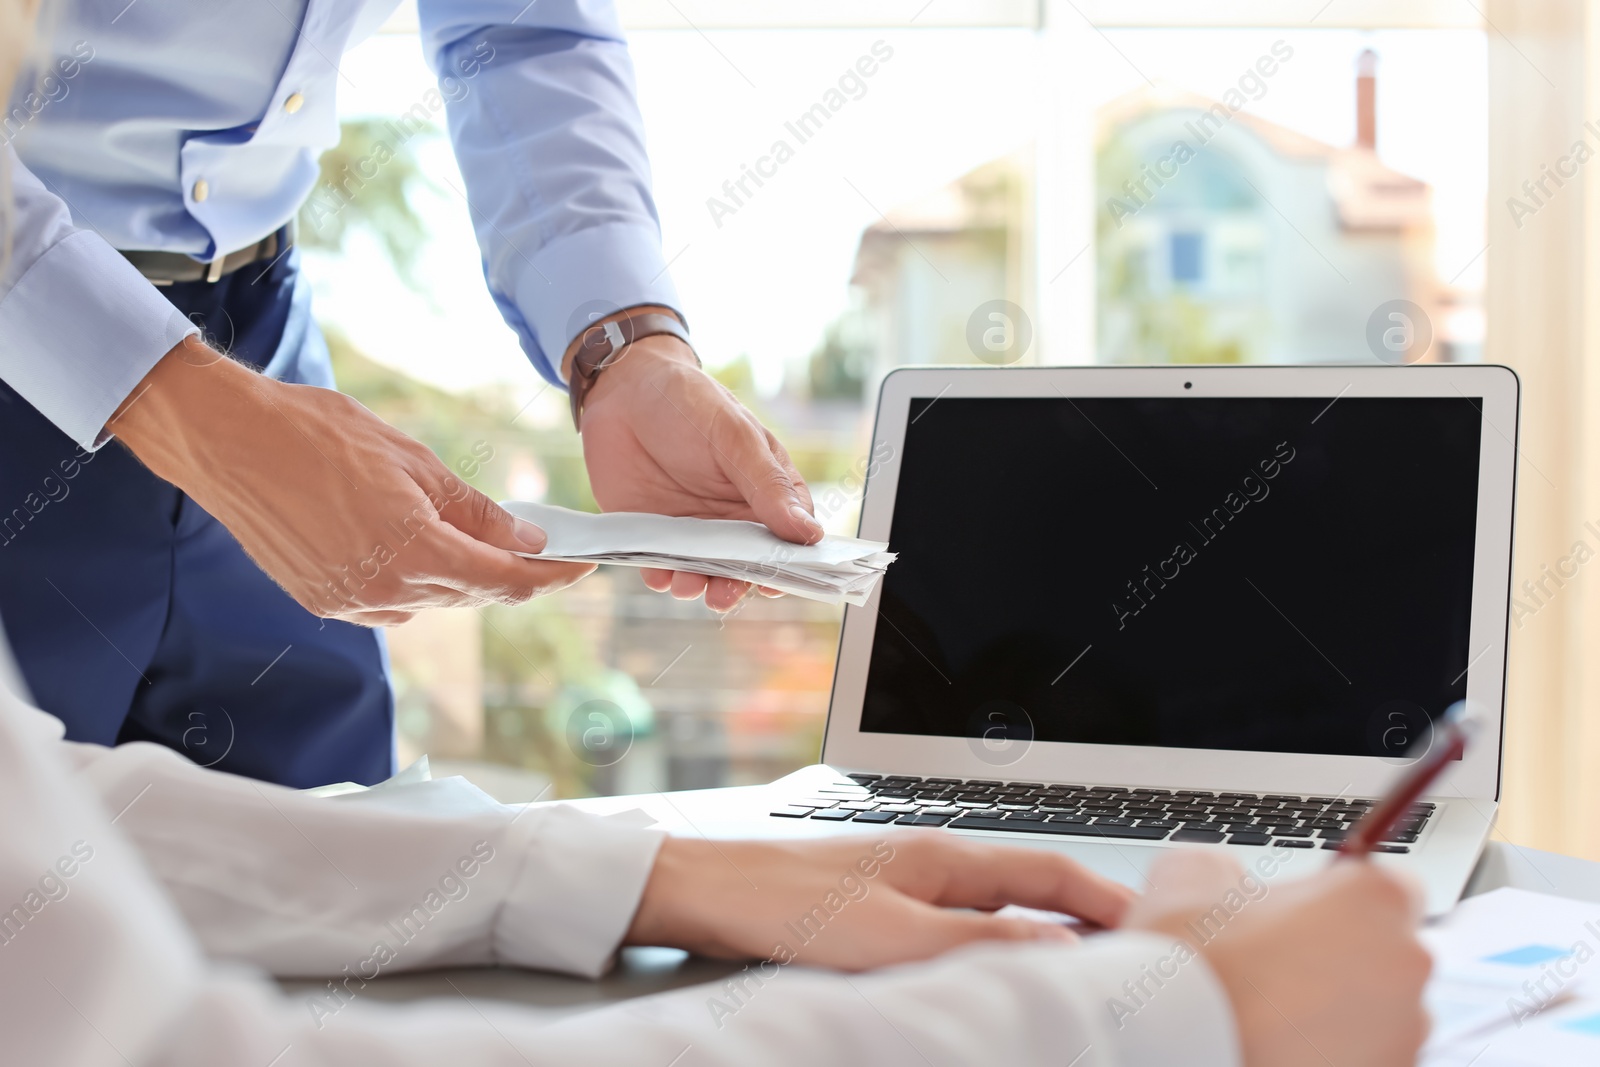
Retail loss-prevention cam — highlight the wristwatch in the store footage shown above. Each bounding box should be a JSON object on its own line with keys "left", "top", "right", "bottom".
{"left": 567, "top": 309, "right": 697, "bottom": 430}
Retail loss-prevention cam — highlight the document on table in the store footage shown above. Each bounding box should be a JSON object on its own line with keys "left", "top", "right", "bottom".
{"left": 1420, "top": 887, "right": 1600, "bottom": 1066}
{"left": 502, "top": 501, "right": 896, "bottom": 606}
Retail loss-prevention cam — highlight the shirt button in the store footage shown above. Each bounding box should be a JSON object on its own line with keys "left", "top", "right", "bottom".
{"left": 283, "top": 92, "right": 304, "bottom": 114}
{"left": 192, "top": 179, "right": 210, "bottom": 203}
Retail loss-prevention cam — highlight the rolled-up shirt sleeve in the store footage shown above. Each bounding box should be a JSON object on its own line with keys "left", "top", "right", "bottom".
{"left": 419, "top": 0, "right": 682, "bottom": 387}
{"left": 0, "top": 148, "right": 197, "bottom": 449}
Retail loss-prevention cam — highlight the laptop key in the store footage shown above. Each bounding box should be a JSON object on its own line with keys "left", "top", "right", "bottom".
{"left": 1006, "top": 811, "right": 1048, "bottom": 822}
{"left": 1373, "top": 844, "right": 1410, "bottom": 854}
{"left": 1047, "top": 814, "right": 1092, "bottom": 825}
{"left": 951, "top": 817, "right": 1164, "bottom": 840}
{"left": 1318, "top": 828, "right": 1348, "bottom": 840}
{"left": 898, "top": 813, "right": 952, "bottom": 827}
{"left": 1227, "top": 832, "right": 1272, "bottom": 846}
{"left": 1079, "top": 824, "right": 1172, "bottom": 840}
{"left": 1170, "top": 829, "right": 1226, "bottom": 844}
{"left": 1383, "top": 831, "right": 1420, "bottom": 844}
{"left": 852, "top": 811, "right": 899, "bottom": 824}
{"left": 1275, "top": 839, "right": 1316, "bottom": 848}
{"left": 1139, "top": 820, "right": 1181, "bottom": 830}
{"left": 1273, "top": 826, "right": 1314, "bottom": 837}
{"left": 808, "top": 809, "right": 856, "bottom": 821}
{"left": 770, "top": 807, "right": 814, "bottom": 818}
{"left": 1093, "top": 817, "right": 1139, "bottom": 828}
{"left": 920, "top": 806, "right": 961, "bottom": 816}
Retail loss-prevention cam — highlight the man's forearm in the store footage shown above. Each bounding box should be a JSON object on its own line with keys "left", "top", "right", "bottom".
{"left": 106, "top": 337, "right": 253, "bottom": 485}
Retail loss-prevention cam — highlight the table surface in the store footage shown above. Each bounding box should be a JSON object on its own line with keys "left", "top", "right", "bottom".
{"left": 280, "top": 789, "right": 1600, "bottom": 1024}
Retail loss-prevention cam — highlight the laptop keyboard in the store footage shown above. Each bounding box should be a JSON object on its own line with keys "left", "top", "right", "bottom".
{"left": 771, "top": 773, "right": 1434, "bottom": 853}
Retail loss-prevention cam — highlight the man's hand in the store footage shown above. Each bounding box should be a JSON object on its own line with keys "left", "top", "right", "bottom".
{"left": 1123, "top": 851, "right": 1431, "bottom": 1067}
{"left": 624, "top": 833, "right": 1135, "bottom": 971}
{"left": 573, "top": 315, "right": 820, "bottom": 614}
{"left": 109, "top": 338, "right": 595, "bottom": 626}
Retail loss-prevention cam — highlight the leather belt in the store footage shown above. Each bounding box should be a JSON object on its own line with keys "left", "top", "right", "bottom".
{"left": 121, "top": 221, "right": 295, "bottom": 286}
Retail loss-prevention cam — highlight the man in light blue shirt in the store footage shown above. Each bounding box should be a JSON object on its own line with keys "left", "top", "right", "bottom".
{"left": 0, "top": 0, "right": 820, "bottom": 787}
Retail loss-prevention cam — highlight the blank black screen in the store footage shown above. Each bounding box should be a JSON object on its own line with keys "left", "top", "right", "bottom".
{"left": 859, "top": 396, "right": 1483, "bottom": 757}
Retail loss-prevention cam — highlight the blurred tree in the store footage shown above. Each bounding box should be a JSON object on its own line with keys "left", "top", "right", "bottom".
{"left": 806, "top": 312, "right": 869, "bottom": 401}
{"left": 297, "top": 119, "right": 437, "bottom": 289}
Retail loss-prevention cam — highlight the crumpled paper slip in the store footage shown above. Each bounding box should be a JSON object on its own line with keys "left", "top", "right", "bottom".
{"left": 501, "top": 501, "right": 896, "bottom": 606}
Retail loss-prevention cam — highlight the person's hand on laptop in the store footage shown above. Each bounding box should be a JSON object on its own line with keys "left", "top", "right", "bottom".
{"left": 1124, "top": 850, "right": 1431, "bottom": 1067}
{"left": 573, "top": 310, "right": 821, "bottom": 614}
{"left": 624, "top": 832, "right": 1135, "bottom": 970}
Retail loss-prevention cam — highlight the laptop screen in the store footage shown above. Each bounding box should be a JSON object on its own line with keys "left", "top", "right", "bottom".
{"left": 859, "top": 395, "right": 1484, "bottom": 758}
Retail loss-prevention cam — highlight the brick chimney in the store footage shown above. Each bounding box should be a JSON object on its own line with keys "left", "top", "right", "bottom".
{"left": 1356, "top": 48, "right": 1378, "bottom": 151}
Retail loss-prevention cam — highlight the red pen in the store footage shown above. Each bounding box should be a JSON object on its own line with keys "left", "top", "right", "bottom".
{"left": 1339, "top": 702, "right": 1476, "bottom": 860}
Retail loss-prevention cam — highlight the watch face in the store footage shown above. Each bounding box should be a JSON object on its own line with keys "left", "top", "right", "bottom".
{"left": 580, "top": 321, "right": 634, "bottom": 373}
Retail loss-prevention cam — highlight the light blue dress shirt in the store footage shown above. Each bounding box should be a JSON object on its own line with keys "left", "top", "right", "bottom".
{"left": 0, "top": 0, "right": 680, "bottom": 450}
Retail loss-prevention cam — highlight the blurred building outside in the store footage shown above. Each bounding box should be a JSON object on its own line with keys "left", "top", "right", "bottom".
{"left": 844, "top": 47, "right": 1479, "bottom": 382}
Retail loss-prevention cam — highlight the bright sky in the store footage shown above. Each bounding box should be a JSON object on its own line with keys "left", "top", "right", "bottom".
{"left": 307, "top": 26, "right": 1486, "bottom": 407}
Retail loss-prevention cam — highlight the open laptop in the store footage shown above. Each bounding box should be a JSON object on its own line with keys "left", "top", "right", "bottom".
{"left": 679, "top": 365, "right": 1517, "bottom": 916}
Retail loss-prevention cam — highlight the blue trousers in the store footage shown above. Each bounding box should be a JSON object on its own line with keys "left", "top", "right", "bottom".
{"left": 0, "top": 247, "right": 395, "bottom": 787}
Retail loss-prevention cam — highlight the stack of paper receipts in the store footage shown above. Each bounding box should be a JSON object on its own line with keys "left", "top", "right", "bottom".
{"left": 502, "top": 501, "right": 895, "bottom": 606}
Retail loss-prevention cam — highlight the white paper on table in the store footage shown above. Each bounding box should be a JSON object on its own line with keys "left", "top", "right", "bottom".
{"left": 502, "top": 500, "right": 895, "bottom": 606}
{"left": 1424, "top": 1000, "right": 1600, "bottom": 1067}
{"left": 1418, "top": 887, "right": 1600, "bottom": 1062}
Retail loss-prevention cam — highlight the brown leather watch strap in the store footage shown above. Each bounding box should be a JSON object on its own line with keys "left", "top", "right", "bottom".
{"left": 567, "top": 309, "right": 696, "bottom": 430}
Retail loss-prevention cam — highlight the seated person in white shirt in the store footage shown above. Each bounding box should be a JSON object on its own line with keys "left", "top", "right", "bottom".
{"left": 0, "top": 617, "right": 1430, "bottom": 1067}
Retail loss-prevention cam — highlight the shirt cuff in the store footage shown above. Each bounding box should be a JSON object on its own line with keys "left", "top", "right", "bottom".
{"left": 510, "top": 221, "right": 683, "bottom": 387}
{"left": 492, "top": 803, "right": 666, "bottom": 978}
{"left": 1059, "top": 931, "right": 1243, "bottom": 1067}
{"left": 0, "top": 230, "right": 196, "bottom": 450}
